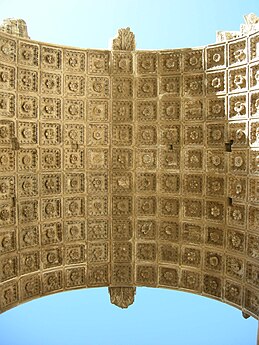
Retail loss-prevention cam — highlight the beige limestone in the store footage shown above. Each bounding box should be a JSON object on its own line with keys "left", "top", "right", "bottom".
{"left": 0, "top": 15, "right": 258, "bottom": 317}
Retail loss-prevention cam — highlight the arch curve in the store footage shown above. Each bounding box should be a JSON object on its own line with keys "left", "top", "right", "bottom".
{"left": 0, "top": 18, "right": 258, "bottom": 319}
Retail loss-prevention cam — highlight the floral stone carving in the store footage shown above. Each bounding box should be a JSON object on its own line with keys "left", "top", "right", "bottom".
{"left": 112, "top": 27, "right": 136, "bottom": 51}
{"left": 0, "top": 15, "right": 258, "bottom": 322}
{"left": 109, "top": 287, "right": 136, "bottom": 308}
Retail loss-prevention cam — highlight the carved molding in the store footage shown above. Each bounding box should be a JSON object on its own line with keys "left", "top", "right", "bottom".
{"left": 109, "top": 287, "right": 136, "bottom": 308}
{"left": 0, "top": 18, "right": 29, "bottom": 39}
{"left": 112, "top": 27, "right": 135, "bottom": 51}
{"left": 217, "top": 13, "right": 259, "bottom": 42}
{"left": 0, "top": 15, "right": 258, "bottom": 321}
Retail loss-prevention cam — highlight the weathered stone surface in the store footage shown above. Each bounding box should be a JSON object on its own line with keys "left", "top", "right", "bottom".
{"left": 112, "top": 27, "right": 135, "bottom": 51}
{"left": 0, "top": 18, "right": 29, "bottom": 39}
{"left": 109, "top": 287, "right": 136, "bottom": 308}
{"left": 217, "top": 13, "right": 259, "bottom": 42}
{"left": 0, "top": 16, "right": 258, "bottom": 320}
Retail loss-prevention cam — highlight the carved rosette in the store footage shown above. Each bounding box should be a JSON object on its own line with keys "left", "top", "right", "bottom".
{"left": 0, "top": 14, "right": 258, "bottom": 321}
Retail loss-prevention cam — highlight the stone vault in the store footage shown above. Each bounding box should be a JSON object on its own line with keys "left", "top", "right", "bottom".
{"left": 0, "top": 16, "right": 258, "bottom": 318}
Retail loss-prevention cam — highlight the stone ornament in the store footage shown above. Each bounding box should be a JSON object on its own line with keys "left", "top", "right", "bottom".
{"left": 0, "top": 18, "right": 29, "bottom": 39}
{"left": 0, "top": 16, "right": 258, "bottom": 322}
{"left": 112, "top": 27, "right": 135, "bottom": 51}
{"left": 109, "top": 287, "right": 136, "bottom": 308}
{"left": 217, "top": 13, "right": 259, "bottom": 42}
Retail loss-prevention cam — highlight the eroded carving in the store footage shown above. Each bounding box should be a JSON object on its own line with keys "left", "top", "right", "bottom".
{"left": 0, "top": 17, "right": 258, "bottom": 321}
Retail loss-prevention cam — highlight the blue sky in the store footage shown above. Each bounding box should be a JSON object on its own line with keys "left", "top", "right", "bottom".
{"left": 0, "top": 287, "right": 257, "bottom": 345}
{"left": 0, "top": 0, "right": 259, "bottom": 344}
